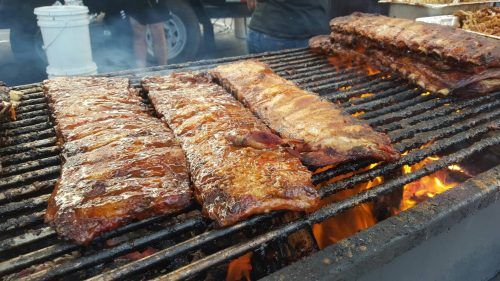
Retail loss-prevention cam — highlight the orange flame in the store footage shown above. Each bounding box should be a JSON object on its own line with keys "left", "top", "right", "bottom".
{"left": 312, "top": 154, "right": 468, "bottom": 249}
{"left": 226, "top": 156, "right": 468, "bottom": 274}
{"left": 349, "top": 92, "right": 374, "bottom": 102}
{"left": 339, "top": 85, "right": 353, "bottom": 91}
{"left": 226, "top": 252, "right": 253, "bottom": 281}
{"left": 396, "top": 156, "right": 467, "bottom": 213}
{"left": 312, "top": 164, "right": 382, "bottom": 249}
{"left": 365, "top": 65, "right": 381, "bottom": 76}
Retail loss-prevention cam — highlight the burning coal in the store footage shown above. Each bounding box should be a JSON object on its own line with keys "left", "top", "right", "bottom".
{"left": 226, "top": 252, "right": 253, "bottom": 281}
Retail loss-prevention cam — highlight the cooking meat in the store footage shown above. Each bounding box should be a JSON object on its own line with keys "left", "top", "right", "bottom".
{"left": 308, "top": 35, "right": 334, "bottom": 56}
{"left": 329, "top": 12, "right": 499, "bottom": 67}
{"left": 143, "top": 73, "right": 319, "bottom": 226}
{"left": 44, "top": 77, "right": 191, "bottom": 244}
{"left": 210, "top": 60, "right": 400, "bottom": 167}
{"left": 320, "top": 13, "right": 500, "bottom": 97}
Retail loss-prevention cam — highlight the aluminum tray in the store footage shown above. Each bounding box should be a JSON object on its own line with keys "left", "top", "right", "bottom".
{"left": 379, "top": 0, "right": 497, "bottom": 19}
{"left": 416, "top": 14, "right": 500, "bottom": 39}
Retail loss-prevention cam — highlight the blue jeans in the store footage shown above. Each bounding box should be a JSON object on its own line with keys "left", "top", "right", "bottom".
{"left": 247, "top": 29, "right": 309, "bottom": 54}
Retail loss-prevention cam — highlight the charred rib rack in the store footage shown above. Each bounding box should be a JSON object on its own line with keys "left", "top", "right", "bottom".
{"left": 143, "top": 73, "right": 319, "bottom": 226}
{"left": 313, "top": 13, "right": 500, "bottom": 97}
{"left": 211, "top": 60, "right": 399, "bottom": 167}
{"left": 0, "top": 48, "right": 499, "bottom": 281}
{"left": 43, "top": 77, "right": 191, "bottom": 244}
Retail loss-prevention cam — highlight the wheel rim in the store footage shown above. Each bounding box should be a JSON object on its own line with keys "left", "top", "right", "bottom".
{"left": 146, "top": 13, "right": 187, "bottom": 61}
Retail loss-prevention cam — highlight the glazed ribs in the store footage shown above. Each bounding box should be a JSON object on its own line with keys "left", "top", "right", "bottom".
{"left": 44, "top": 77, "right": 191, "bottom": 244}
{"left": 312, "top": 12, "right": 500, "bottom": 97}
{"left": 210, "top": 60, "right": 399, "bottom": 168}
{"left": 143, "top": 73, "right": 319, "bottom": 226}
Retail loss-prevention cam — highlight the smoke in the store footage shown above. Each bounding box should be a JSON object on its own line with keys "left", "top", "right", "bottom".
{"left": 90, "top": 11, "right": 136, "bottom": 73}
{"left": 0, "top": 0, "right": 250, "bottom": 85}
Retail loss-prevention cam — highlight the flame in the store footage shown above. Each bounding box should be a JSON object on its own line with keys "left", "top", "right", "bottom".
{"left": 313, "top": 203, "right": 376, "bottom": 249}
{"left": 226, "top": 252, "right": 253, "bottom": 281}
{"left": 327, "top": 48, "right": 381, "bottom": 76}
{"left": 352, "top": 111, "right": 365, "bottom": 117}
{"left": 447, "top": 164, "right": 464, "bottom": 172}
{"left": 312, "top": 154, "right": 469, "bottom": 249}
{"left": 225, "top": 156, "right": 468, "bottom": 274}
{"left": 312, "top": 163, "right": 382, "bottom": 249}
{"left": 397, "top": 156, "right": 467, "bottom": 213}
{"left": 349, "top": 92, "right": 374, "bottom": 102}
{"left": 365, "top": 65, "right": 381, "bottom": 76}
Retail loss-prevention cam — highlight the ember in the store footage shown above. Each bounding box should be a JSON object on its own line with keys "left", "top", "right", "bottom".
{"left": 226, "top": 252, "right": 253, "bottom": 281}
{"left": 327, "top": 53, "right": 381, "bottom": 77}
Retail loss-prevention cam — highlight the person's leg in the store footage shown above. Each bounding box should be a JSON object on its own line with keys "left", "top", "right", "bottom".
{"left": 149, "top": 22, "right": 168, "bottom": 66}
{"left": 246, "top": 29, "right": 261, "bottom": 54}
{"left": 247, "top": 29, "right": 308, "bottom": 53}
{"left": 129, "top": 16, "right": 148, "bottom": 68}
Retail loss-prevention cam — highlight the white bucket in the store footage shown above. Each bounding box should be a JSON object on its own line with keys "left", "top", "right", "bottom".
{"left": 34, "top": 5, "right": 97, "bottom": 77}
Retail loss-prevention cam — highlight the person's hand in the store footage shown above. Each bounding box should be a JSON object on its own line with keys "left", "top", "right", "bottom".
{"left": 246, "top": 0, "right": 257, "bottom": 11}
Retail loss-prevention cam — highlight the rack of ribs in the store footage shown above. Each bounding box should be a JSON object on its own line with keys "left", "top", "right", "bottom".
{"left": 143, "top": 73, "right": 319, "bottom": 226}
{"left": 44, "top": 77, "right": 191, "bottom": 244}
{"left": 210, "top": 60, "right": 400, "bottom": 168}
{"left": 311, "top": 12, "right": 500, "bottom": 97}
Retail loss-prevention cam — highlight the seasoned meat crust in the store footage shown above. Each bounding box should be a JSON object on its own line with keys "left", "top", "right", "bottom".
{"left": 44, "top": 77, "right": 191, "bottom": 244}
{"left": 210, "top": 60, "right": 400, "bottom": 167}
{"left": 308, "top": 35, "right": 333, "bottom": 55}
{"left": 318, "top": 13, "right": 500, "bottom": 96}
{"left": 329, "top": 12, "right": 500, "bottom": 68}
{"left": 143, "top": 73, "right": 319, "bottom": 226}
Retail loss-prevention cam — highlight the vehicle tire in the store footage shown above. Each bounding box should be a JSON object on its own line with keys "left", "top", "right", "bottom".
{"left": 146, "top": 0, "right": 201, "bottom": 64}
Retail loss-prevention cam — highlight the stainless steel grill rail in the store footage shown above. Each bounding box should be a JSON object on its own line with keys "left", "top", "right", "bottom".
{"left": 1, "top": 48, "right": 499, "bottom": 281}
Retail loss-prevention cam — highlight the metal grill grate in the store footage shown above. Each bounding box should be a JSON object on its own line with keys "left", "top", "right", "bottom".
{"left": 1, "top": 48, "right": 499, "bottom": 281}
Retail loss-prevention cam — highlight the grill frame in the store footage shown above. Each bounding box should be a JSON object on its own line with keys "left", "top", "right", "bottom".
{"left": 0, "top": 48, "right": 499, "bottom": 281}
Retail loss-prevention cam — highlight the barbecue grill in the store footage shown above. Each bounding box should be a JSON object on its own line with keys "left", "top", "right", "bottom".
{"left": 1, "top": 48, "right": 499, "bottom": 281}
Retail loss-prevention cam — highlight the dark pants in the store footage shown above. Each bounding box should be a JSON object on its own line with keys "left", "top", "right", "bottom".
{"left": 246, "top": 29, "right": 309, "bottom": 54}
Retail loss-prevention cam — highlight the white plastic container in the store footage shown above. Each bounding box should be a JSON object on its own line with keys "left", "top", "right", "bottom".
{"left": 34, "top": 5, "right": 97, "bottom": 77}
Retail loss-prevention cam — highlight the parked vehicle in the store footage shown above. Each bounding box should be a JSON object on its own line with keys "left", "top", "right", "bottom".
{"left": 0, "top": 0, "right": 250, "bottom": 67}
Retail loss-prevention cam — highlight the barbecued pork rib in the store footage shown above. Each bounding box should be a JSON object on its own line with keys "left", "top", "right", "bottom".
{"left": 210, "top": 60, "right": 400, "bottom": 167}
{"left": 322, "top": 13, "right": 500, "bottom": 96}
{"left": 309, "top": 35, "right": 334, "bottom": 56}
{"left": 44, "top": 77, "right": 191, "bottom": 244}
{"left": 310, "top": 34, "right": 500, "bottom": 95}
{"left": 329, "top": 12, "right": 500, "bottom": 67}
{"left": 143, "top": 73, "right": 319, "bottom": 226}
